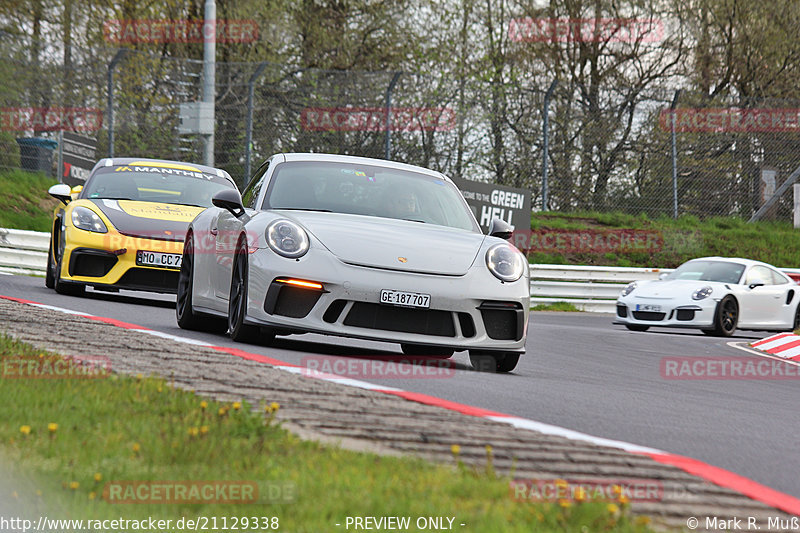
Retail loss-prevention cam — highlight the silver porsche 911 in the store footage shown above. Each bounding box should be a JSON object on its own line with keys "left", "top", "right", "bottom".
{"left": 176, "top": 153, "right": 530, "bottom": 372}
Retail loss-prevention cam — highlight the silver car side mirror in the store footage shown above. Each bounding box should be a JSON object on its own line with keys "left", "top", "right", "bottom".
{"left": 488, "top": 218, "right": 513, "bottom": 240}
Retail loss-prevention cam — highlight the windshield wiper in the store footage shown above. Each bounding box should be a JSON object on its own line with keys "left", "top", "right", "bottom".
{"left": 402, "top": 218, "right": 426, "bottom": 223}
{"left": 274, "top": 207, "right": 332, "bottom": 212}
{"left": 164, "top": 202, "right": 207, "bottom": 208}
{"left": 92, "top": 197, "right": 133, "bottom": 201}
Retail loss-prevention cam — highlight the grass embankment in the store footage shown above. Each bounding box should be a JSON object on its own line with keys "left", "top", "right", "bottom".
{"left": 0, "top": 169, "right": 58, "bottom": 232}
{"left": 0, "top": 334, "right": 654, "bottom": 532}
{"left": 526, "top": 211, "right": 800, "bottom": 268}
{"left": 1, "top": 168, "right": 797, "bottom": 269}
{"left": 531, "top": 302, "right": 581, "bottom": 312}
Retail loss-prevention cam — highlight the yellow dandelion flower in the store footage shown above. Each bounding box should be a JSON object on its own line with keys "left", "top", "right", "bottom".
{"left": 48, "top": 423, "right": 58, "bottom": 433}
{"left": 606, "top": 503, "right": 619, "bottom": 514}
{"left": 618, "top": 494, "right": 630, "bottom": 504}
{"left": 136, "top": 373, "right": 143, "bottom": 380}
{"left": 188, "top": 427, "right": 199, "bottom": 437}
{"left": 69, "top": 481, "right": 79, "bottom": 490}
{"left": 157, "top": 387, "right": 162, "bottom": 393}
{"left": 450, "top": 444, "right": 461, "bottom": 455}
{"left": 19, "top": 425, "right": 31, "bottom": 436}
{"left": 200, "top": 401, "right": 208, "bottom": 410}
{"left": 88, "top": 491, "right": 96, "bottom": 500}
{"left": 200, "top": 426, "right": 209, "bottom": 435}
{"left": 555, "top": 478, "right": 569, "bottom": 488}
{"left": 574, "top": 487, "right": 587, "bottom": 502}
{"left": 218, "top": 407, "right": 227, "bottom": 416}
{"left": 93, "top": 473, "right": 102, "bottom": 483}
{"left": 232, "top": 401, "right": 242, "bottom": 411}
{"left": 611, "top": 484, "right": 622, "bottom": 495}
{"left": 557, "top": 498, "right": 571, "bottom": 508}
{"left": 485, "top": 445, "right": 493, "bottom": 454}
{"left": 270, "top": 402, "right": 280, "bottom": 411}
{"left": 131, "top": 443, "right": 141, "bottom": 453}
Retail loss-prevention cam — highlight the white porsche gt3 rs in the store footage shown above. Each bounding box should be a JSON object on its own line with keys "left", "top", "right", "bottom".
{"left": 176, "top": 153, "right": 530, "bottom": 372}
{"left": 614, "top": 257, "right": 800, "bottom": 336}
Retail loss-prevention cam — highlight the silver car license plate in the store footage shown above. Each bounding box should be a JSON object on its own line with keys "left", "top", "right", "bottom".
{"left": 635, "top": 304, "right": 661, "bottom": 312}
{"left": 380, "top": 289, "right": 430, "bottom": 309}
{"left": 136, "top": 251, "right": 182, "bottom": 269}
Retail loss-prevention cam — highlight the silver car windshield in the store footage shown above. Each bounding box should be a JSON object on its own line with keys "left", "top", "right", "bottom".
{"left": 666, "top": 260, "right": 745, "bottom": 284}
{"left": 262, "top": 161, "right": 479, "bottom": 232}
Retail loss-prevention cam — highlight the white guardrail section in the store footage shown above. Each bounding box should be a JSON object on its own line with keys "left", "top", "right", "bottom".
{"left": 0, "top": 228, "right": 49, "bottom": 276}
{"left": 2, "top": 228, "right": 800, "bottom": 312}
{"left": 529, "top": 264, "right": 674, "bottom": 313}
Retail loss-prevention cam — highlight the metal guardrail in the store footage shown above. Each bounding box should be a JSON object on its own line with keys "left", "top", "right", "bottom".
{"left": 2, "top": 228, "right": 799, "bottom": 312}
{"left": 0, "top": 228, "right": 48, "bottom": 275}
{"left": 529, "top": 265, "right": 674, "bottom": 313}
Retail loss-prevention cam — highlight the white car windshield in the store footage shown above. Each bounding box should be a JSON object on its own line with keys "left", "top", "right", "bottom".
{"left": 262, "top": 161, "right": 479, "bottom": 232}
{"left": 666, "top": 260, "right": 745, "bottom": 284}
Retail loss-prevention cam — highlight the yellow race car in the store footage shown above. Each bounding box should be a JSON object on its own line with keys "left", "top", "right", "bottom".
{"left": 46, "top": 158, "right": 237, "bottom": 295}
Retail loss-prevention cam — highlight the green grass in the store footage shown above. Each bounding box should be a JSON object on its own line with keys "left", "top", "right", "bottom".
{"left": 531, "top": 302, "right": 581, "bottom": 312}
{"left": 526, "top": 211, "right": 800, "bottom": 268}
{"left": 0, "top": 169, "right": 58, "bottom": 231}
{"left": 0, "top": 334, "right": 656, "bottom": 532}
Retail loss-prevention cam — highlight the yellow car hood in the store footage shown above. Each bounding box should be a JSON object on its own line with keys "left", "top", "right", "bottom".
{"left": 86, "top": 199, "right": 204, "bottom": 242}
{"left": 117, "top": 201, "right": 204, "bottom": 222}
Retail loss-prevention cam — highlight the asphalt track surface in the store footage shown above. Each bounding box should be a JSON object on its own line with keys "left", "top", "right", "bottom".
{"left": 2, "top": 274, "right": 799, "bottom": 501}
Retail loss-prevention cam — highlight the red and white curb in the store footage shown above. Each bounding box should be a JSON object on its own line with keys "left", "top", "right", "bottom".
{"left": 2, "top": 294, "right": 800, "bottom": 516}
{"left": 751, "top": 333, "right": 800, "bottom": 362}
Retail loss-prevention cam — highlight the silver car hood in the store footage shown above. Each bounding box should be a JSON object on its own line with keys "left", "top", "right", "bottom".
{"left": 278, "top": 211, "right": 485, "bottom": 275}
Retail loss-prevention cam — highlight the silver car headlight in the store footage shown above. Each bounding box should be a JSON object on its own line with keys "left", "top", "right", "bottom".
{"left": 71, "top": 206, "right": 107, "bottom": 233}
{"left": 692, "top": 286, "right": 713, "bottom": 300}
{"left": 621, "top": 282, "right": 637, "bottom": 297}
{"left": 486, "top": 243, "right": 525, "bottom": 282}
{"left": 266, "top": 219, "right": 309, "bottom": 258}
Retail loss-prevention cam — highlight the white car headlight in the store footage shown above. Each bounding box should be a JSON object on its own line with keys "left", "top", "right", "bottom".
{"left": 692, "top": 286, "right": 713, "bottom": 300}
{"left": 621, "top": 282, "right": 637, "bottom": 297}
{"left": 486, "top": 243, "right": 525, "bottom": 282}
{"left": 71, "top": 206, "right": 107, "bottom": 233}
{"left": 266, "top": 219, "right": 309, "bottom": 258}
